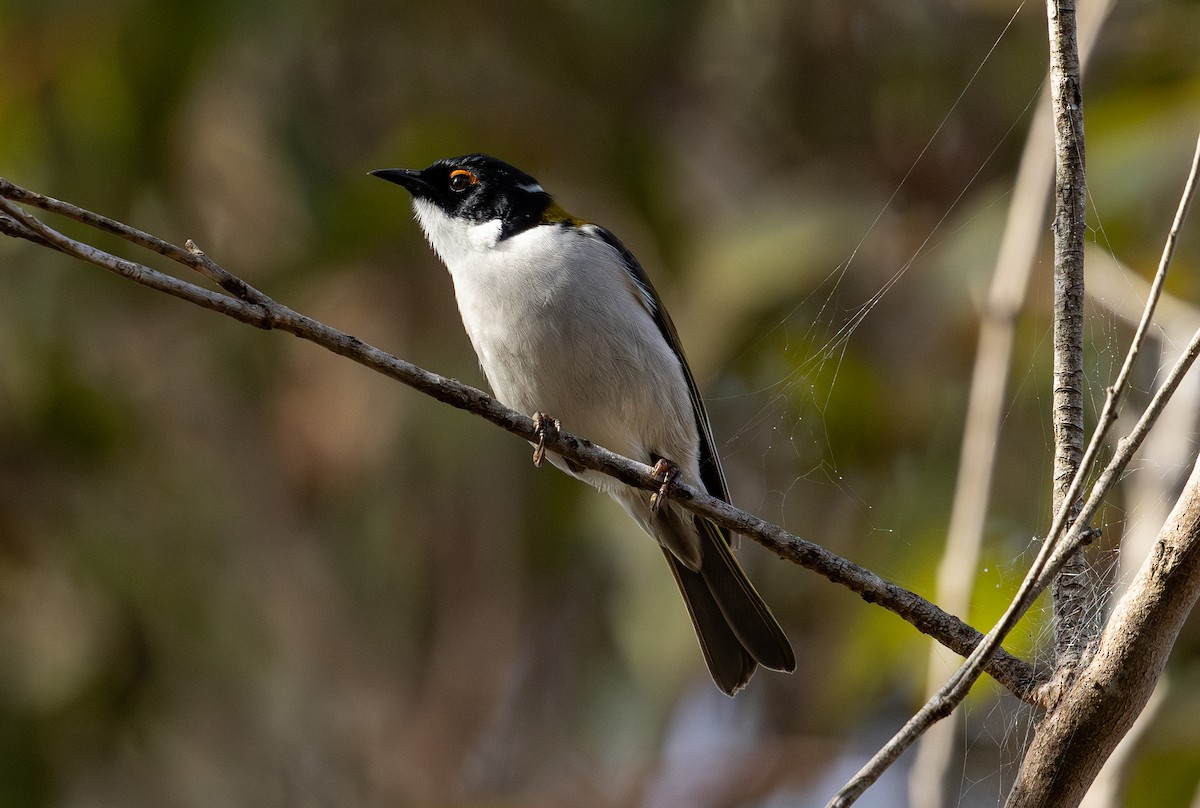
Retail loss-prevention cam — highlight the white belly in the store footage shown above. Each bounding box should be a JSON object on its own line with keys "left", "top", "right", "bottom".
{"left": 443, "top": 223, "right": 702, "bottom": 489}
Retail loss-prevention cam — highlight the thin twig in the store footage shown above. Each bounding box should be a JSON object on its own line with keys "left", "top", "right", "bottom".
{"left": 0, "top": 207, "right": 66, "bottom": 252}
{"left": 0, "top": 179, "right": 271, "bottom": 302}
{"left": 0, "top": 193, "right": 273, "bottom": 326}
{"left": 826, "top": 131, "right": 1200, "bottom": 806}
{"left": 1123, "top": 132, "right": 1200, "bottom": 374}
{"left": 0, "top": 177, "right": 1040, "bottom": 701}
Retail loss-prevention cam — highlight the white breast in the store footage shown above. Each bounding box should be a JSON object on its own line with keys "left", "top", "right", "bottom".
{"left": 412, "top": 201, "right": 702, "bottom": 491}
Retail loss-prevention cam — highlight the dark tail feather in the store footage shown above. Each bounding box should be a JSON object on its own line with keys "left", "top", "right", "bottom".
{"left": 662, "top": 519, "right": 796, "bottom": 695}
{"left": 662, "top": 548, "right": 757, "bottom": 695}
{"left": 696, "top": 518, "right": 796, "bottom": 674}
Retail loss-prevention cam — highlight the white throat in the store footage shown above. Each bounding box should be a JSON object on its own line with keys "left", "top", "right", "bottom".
{"left": 411, "top": 199, "right": 503, "bottom": 268}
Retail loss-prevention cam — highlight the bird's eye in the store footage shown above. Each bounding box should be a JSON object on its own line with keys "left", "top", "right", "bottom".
{"left": 449, "top": 169, "right": 478, "bottom": 192}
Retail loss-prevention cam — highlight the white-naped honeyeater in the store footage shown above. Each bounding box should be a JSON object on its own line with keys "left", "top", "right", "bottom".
{"left": 372, "top": 154, "right": 795, "bottom": 695}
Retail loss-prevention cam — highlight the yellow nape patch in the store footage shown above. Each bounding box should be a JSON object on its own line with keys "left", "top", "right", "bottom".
{"left": 540, "top": 202, "right": 587, "bottom": 228}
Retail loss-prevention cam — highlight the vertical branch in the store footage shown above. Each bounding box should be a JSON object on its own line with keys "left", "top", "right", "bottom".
{"left": 908, "top": 3, "right": 1115, "bottom": 803}
{"left": 1047, "top": 0, "right": 1096, "bottom": 669}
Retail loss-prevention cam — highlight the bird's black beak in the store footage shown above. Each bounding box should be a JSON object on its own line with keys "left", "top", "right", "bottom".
{"left": 369, "top": 168, "right": 432, "bottom": 197}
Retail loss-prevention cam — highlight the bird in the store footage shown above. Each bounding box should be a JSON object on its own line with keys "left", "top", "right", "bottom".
{"left": 371, "top": 154, "right": 794, "bottom": 694}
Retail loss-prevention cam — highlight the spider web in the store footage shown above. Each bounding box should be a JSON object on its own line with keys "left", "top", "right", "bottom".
{"left": 697, "top": 1, "right": 1190, "bottom": 802}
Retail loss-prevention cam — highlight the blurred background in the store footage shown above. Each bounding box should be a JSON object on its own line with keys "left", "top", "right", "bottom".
{"left": 2, "top": 0, "right": 1200, "bottom": 805}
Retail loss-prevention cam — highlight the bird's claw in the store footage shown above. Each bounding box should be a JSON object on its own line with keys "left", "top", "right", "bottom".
{"left": 649, "top": 458, "right": 679, "bottom": 514}
{"left": 532, "top": 412, "right": 561, "bottom": 467}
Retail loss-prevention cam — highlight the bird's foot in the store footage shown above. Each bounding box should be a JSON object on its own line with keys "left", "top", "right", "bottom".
{"left": 531, "top": 412, "right": 561, "bottom": 468}
{"left": 649, "top": 458, "right": 680, "bottom": 514}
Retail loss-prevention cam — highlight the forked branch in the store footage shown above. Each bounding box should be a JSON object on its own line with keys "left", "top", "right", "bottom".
{"left": 827, "top": 128, "right": 1200, "bottom": 807}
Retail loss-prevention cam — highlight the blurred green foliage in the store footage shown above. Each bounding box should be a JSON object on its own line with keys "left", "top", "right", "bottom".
{"left": 2, "top": 1, "right": 1200, "bottom": 806}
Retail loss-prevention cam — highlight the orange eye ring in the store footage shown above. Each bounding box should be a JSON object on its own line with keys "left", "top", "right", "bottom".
{"left": 449, "top": 169, "right": 478, "bottom": 191}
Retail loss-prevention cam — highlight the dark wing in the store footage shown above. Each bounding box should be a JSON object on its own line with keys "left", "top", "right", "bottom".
{"left": 585, "top": 224, "right": 731, "bottom": 508}
{"left": 585, "top": 226, "right": 797, "bottom": 684}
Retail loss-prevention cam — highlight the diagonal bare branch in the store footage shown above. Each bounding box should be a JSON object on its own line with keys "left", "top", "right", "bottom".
{"left": 0, "top": 176, "right": 1039, "bottom": 702}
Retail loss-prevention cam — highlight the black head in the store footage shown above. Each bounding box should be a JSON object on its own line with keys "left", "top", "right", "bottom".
{"left": 371, "top": 154, "right": 555, "bottom": 239}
